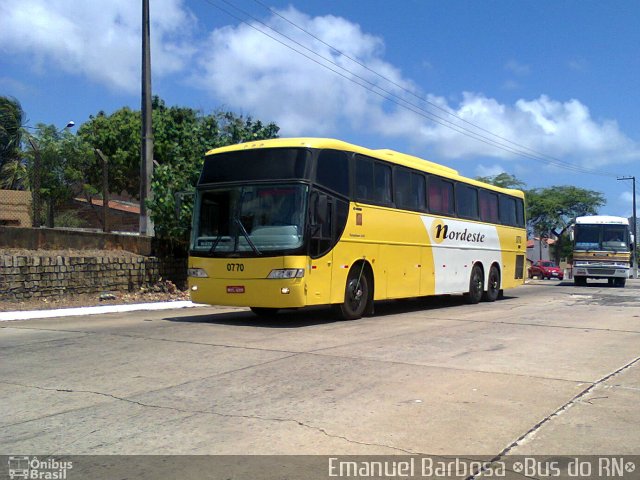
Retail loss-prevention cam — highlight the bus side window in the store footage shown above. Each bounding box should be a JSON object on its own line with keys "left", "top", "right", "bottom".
{"left": 499, "top": 195, "right": 517, "bottom": 226}
{"left": 355, "top": 155, "right": 392, "bottom": 206}
{"left": 373, "top": 162, "right": 392, "bottom": 204}
{"left": 394, "top": 168, "right": 410, "bottom": 209}
{"left": 355, "top": 156, "right": 373, "bottom": 202}
{"left": 455, "top": 183, "right": 479, "bottom": 220}
{"left": 479, "top": 190, "right": 499, "bottom": 223}
{"left": 316, "top": 150, "right": 349, "bottom": 196}
{"left": 394, "top": 168, "right": 426, "bottom": 212}
{"left": 515, "top": 199, "right": 525, "bottom": 227}
{"left": 428, "top": 176, "right": 454, "bottom": 215}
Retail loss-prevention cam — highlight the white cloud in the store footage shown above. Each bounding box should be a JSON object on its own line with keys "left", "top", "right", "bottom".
{"left": 504, "top": 60, "right": 530, "bottom": 76}
{"left": 191, "top": 7, "right": 415, "bottom": 134}
{"left": 568, "top": 58, "right": 588, "bottom": 71}
{"left": 190, "top": 8, "right": 640, "bottom": 170}
{"left": 0, "top": 0, "right": 196, "bottom": 93}
{"left": 3, "top": 2, "right": 638, "bottom": 173}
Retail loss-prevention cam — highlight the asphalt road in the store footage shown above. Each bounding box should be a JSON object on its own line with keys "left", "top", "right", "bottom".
{"left": 1, "top": 280, "right": 639, "bottom": 462}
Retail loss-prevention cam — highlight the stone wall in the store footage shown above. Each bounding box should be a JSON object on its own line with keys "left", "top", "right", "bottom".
{"left": 0, "top": 253, "right": 187, "bottom": 301}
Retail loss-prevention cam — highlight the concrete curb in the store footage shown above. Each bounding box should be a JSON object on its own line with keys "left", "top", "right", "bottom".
{"left": 0, "top": 301, "right": 205, "bottom": 322}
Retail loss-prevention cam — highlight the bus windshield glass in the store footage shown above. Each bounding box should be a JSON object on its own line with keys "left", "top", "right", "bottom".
{"left": 191, "top": 184, "right": 308, "bottom": 256}
{"left": 575, "top": 224, "right": 629, "bottom": 252}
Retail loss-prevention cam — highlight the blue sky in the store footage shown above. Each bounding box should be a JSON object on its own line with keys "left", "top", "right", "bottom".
{"left": 1, "top": 0, "right": 639, "bottom": 218}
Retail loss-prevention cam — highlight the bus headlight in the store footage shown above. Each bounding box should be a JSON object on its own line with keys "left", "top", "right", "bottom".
{"left": 267, "top": 269, "right": 305, "bottom": 279}
{"left": 188, "top": 268, "right": 209, "bottom": 278}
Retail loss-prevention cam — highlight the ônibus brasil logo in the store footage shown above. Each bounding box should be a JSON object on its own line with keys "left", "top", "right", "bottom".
{"left": 8, "top": 456, "right": 73, "bottom": 479}
{"left": 431, "top": 219, "right": 486, "bottom": 244}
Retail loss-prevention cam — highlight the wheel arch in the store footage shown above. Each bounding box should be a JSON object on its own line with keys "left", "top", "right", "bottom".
{"left": 349, "top": 259, "right": 375, "bottom": 315}
{"left": 350, "top": 258, "right": 375, "bottom": 297}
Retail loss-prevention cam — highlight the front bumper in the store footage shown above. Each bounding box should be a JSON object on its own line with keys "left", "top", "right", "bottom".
{"left": 573, "top": 266, "right": 629, "bottom": 279}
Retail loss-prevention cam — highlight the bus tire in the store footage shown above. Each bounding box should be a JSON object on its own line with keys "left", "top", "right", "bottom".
{"left": 614, "top": 278, "right": 626, "bottom": 288}
{"left": 250, "top": 307, "right": 279, "bottom": 317}
{"left": 337, "top": 267, "right": 370, "bottom": 320}
{"left": 482, "top": 265, "right": 500, "bottom": 302}
{"left": 466, "top": 264, "right": 484, "bottom": 304}
{"left": 575, "top": 276, "right": 587, "bottom": 286}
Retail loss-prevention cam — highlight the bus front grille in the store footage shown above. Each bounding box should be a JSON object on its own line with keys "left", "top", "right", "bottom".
{"left": 587, "top": 268, "right": 616, "bottom": 275}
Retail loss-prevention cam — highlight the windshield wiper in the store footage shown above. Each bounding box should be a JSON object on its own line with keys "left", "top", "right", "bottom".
{"left": 208, "top": 235, "right": 223, "bottom": 254}
{"left": 235, "top": 218, "right": 262, "bottom": 255}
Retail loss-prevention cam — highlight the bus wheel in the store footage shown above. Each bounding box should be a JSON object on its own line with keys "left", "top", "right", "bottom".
{"left": 482, "top": 265, "right": 500, "bottom": 302}
{"left": 466, "top": 264, "right": 484, "bottom": 304}
{"left": 337, "top": 268, "right": 370, "bottom": 320}
{"left": 614, "top": 278, "right": 626, "bottom": 288}
{"left": 575, "top": 276, "right": 587, "bottom": 286}
{"left": 250, "top": 307, "right": 279, "bottom": 317}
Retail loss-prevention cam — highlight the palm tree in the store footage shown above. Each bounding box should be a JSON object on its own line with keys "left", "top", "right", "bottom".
{"left": 0, "top": 96, "right": 26, "bottom": 189}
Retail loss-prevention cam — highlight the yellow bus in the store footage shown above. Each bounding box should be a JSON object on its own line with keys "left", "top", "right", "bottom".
{"left": 187, "top": 138, "right": 527, "bottom": 319}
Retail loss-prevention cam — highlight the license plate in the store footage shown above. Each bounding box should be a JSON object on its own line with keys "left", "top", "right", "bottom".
{"left": 227, "top": 286, "right": 245, "bottom": 294}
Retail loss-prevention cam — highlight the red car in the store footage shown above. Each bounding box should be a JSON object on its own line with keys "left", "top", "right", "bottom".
{"left": 529, "top": 260, "right": 564, "bottom": 280}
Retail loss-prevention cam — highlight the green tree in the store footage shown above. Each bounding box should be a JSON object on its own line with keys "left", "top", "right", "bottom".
{"left": 527, "top": 186, "right": 605, "bottom": 263}
{"left": 0, "top": 96, "right": 26, "bottom": 189}
{"left": 78, "top": 97, "right": 279, "bottom": 244}
{"left": 22, "top": 124, "right": 93, "bottom": 226}
{"left": 148, "top": 108, "right": 280, "bottom": 245}
{"left": 475, "top": 172, "right": 526, "bottom": 190}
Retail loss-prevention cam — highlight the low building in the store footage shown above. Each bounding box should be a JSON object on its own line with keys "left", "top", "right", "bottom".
{"left": 0, "top": 190, "right": 32, "bottom": 227}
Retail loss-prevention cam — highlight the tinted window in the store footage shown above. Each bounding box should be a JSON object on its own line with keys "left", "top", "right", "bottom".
{"left": 316, "top": 149, "right": 349, "bottom": 196}
{"left": 394, "top": 168, "right": 426, "bottom": 211}
{"left": 456, "top": 184, "right": 479, "bottom": 219}
{"left": 479, "top": 190, "right": 499, "bottom": 224}
{"left": 499, "top": 195, "right": 517, "bottom": 226}
{"left": 355, "top": 155, "right": 392, "bottom": 205}
{"left": 200, "top": 148, "right": 310, "bottom": 184}
{"left": 428, "top": 177, "right": 454, "bottom": 215}
{"left": 374, "top": 162, "right": 392, "bottom": 204}
{"left": 515, "top": 199, "right": 525, "bottom": 227}
{"left": 355, "top": 156, "right": 374, "bottom": 201}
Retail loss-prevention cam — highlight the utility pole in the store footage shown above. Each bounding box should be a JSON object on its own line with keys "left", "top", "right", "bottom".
{"left": 26, "top": 136, "right": 42, "bottom": 228}
{"left": 618, "top": 176, "right": 637, "bottom": 278}
{"left": 140, "top": 0, "right": 154, "bottom": 236}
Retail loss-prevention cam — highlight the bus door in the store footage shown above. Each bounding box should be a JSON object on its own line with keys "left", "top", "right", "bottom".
{"left": 307, "top": 191, "right": 334, "bottom": 305}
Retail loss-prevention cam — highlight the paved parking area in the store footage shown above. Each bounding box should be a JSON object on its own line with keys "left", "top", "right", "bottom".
{"left": 1, "top": 280, "right": 638, "bottom": 460}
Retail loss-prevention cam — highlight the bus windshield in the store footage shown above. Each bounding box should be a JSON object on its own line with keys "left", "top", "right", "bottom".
{"left": 574, "top": 224, "right": 630, "bottom": 252}
{"left": 191, "top": 183, "right": 308, "bottom": 256}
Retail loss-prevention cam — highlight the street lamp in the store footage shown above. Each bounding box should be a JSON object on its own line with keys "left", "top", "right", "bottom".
{"left": 60, "top": 121, "right": 75, "bottom": 132}
{"left": 617, "top": 176, "right": 637, "bottom": 279}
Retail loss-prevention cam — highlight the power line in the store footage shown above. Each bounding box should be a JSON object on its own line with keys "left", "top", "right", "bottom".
{"left": 242, "top": 0, "right": 625, "bottom": 178}
{"left": 198, "top": 0, "right": 625, "bottom": 178}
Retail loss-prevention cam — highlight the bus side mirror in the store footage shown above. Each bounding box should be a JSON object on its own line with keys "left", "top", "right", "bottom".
{"left": 174, "top": 191, "right": 194, "bottom": 217}
{"left": 569, "top": 231, "right": 574, "bottom": 242}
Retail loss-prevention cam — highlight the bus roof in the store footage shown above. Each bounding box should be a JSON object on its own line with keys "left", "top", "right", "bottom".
{"left": 204, "top": 137, "right": 524, "bottom": 198}
{"left": 575, "top": 215, "right": 629, "bottom": 225}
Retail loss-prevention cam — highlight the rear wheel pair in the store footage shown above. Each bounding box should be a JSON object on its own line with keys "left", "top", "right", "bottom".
{"left": 467, "top": 264, "right": 500, "bottom": 304}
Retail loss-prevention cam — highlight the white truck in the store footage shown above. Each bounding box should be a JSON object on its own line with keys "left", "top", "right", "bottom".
{"left": 571, "top": 215, "right": 632, "bottom": 287}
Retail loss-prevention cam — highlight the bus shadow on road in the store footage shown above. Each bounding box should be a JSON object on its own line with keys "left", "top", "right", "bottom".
{"left": 164, "top": 294, "right": 518, "bottom": 328}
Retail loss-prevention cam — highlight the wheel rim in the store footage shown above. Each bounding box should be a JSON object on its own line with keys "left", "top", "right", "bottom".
{"left": 472, "top": 269, "right": 483, "bottom": 298}
{"left": 489, "top": 271, "right": 499, "bottom": 293}
{"left": 347, "top": 278, "right": 364, "bottom": 311}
